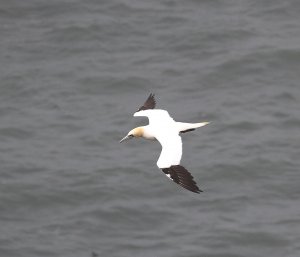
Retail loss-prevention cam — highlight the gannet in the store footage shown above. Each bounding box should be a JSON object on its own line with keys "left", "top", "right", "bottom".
{"left": 120, "top": 94, "right": 209, "bottom": 193}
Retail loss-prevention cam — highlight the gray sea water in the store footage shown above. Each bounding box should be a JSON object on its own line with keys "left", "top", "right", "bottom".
{"left": 1, "top": 0, "right": 300, "bottom": 256}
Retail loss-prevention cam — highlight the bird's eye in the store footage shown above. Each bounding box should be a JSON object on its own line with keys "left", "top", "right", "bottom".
{"left": 129, "top": 134, "right": 134, "bottom": 138}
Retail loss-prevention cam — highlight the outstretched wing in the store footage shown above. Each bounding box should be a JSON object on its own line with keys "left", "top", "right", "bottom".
{"left": 134, "top": 109, "right": 175, "bottom": 127}
{"left": 156, "top": 132, "right": 182, "bottom": 168}
{"left": 137, "top": 93, "right": 156, "bottom": 112}
{"left": 154, "top": 123, "right": 201, "bottom": 193}
{"left": 156, "top": 132, "right": 202, "bottom": 193}
{"left": 162, "top": 165, "right": 202, "bottom": 193}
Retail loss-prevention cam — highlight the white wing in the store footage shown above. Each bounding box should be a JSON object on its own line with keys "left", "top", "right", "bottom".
{"left": 156, "top": 133, "right": 182, "bottom": 168}
{"left": 134, "top": 109, "right": 175, "bottom": 126}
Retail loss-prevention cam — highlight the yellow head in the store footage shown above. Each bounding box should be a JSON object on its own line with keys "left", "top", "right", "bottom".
{"left": 119, "top": 127, "right": 144, "bottom": 143}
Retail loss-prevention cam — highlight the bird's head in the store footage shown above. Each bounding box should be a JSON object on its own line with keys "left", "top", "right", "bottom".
{"left": 119, "top": 127, "right": 144, "bottom": 143}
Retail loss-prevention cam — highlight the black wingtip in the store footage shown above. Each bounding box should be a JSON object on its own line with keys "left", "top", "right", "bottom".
{"left": 162, "top": 165, "right": 202, "bottom": 194}
{"left": 137, "top": 93, "right": 156, "bottom": 112}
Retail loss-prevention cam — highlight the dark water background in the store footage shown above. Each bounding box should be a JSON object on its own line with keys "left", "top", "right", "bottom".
{"left": 1, "top": 0, "right": 300, "bottom": 256}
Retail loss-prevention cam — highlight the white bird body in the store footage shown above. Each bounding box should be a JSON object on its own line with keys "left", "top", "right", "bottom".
{"left": 135, "top": 109, "right": 209, "bottom": 169}
{"left": 120, "top": 94, "right": 209, "bottom": 193}
{"left": 134, "top": 109, "right": 182, "bottom": 168}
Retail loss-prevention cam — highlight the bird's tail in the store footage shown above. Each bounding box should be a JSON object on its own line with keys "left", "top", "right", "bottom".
{"left": 176, "top": 121, "right": 209, "bottom": 133}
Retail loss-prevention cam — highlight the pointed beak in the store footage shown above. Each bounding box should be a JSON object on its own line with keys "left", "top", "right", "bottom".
{"left": 119, "top": 135, "right": 131, "bottom": 143}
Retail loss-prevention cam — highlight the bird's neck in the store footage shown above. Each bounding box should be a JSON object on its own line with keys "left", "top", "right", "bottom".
{"left": 140, "top": 126, "right": 156, "bottom": 140}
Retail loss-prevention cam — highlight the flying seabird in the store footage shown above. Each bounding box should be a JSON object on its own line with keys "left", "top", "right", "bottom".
{"left": 120, "top": 94, "right": 209, "bottom": 193}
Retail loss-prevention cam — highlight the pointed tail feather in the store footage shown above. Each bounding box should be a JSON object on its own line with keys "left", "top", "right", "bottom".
{"left": 177, "top": 122, "right": 210, "bottom": 134}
